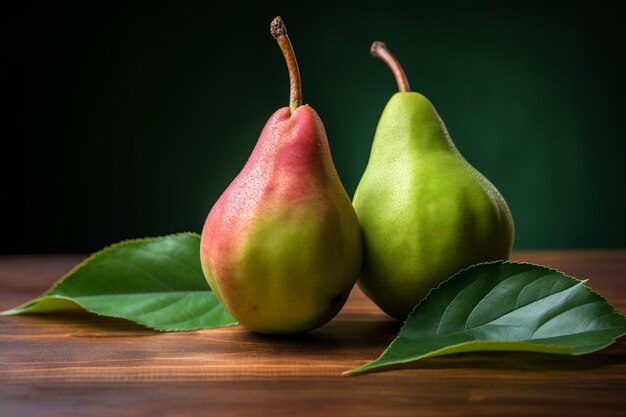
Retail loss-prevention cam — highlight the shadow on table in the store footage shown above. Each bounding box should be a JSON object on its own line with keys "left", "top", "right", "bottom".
{"left": 9, "top": 311, "right": 625, "bottom": 374}
{"left": 7, "top": 310, "right": 157, "bottom": 335}
{"left": 352, "top": 340, "right": 626, "bottom": 375}
{"left": 240, "top": 317, "right": 402, "bottom": 356}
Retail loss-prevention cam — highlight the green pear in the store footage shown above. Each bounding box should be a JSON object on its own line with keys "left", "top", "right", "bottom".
{"left": 200, "top": 17, "right": 362, "bottom": 334}
{"left": 353, "top": 42, "right": 514, "bottom": 320}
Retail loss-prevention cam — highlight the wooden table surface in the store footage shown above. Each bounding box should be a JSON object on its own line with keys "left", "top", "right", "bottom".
{"left": 1, "top": 251, "right": 625, "bottom": 417}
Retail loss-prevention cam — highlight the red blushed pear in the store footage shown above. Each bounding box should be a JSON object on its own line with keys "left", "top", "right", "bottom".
{"left": 200, "top": 17, "right": 362, "bottom": 334}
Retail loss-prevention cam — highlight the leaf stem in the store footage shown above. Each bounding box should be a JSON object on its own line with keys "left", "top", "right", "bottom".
{"left": 271, "top": 16, "right": 302, "bottom": 113}
{"left": 370, "top": 41, "right": 411, "bottom": 92}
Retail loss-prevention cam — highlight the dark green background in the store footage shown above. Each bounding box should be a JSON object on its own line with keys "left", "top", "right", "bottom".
{"left": 2, "top": 1, "right": 625, "bottom": 253}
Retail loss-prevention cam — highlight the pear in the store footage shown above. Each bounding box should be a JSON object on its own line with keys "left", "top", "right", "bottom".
{"left": 353, "top": 42, "right": 514, "bottom": 320}
{"left": 200, "top": 17, "right": 362, "bottom": 334}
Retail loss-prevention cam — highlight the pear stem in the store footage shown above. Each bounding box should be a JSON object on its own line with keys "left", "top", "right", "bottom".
{"left": 370, "top": 41, "right": 411, "bottom": 92}
{"left": 271, "top": 17, "right": 302, "bottom": 113}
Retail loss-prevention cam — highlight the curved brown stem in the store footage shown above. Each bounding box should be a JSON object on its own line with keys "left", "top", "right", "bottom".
{"left": 370, "top": 41, "right": 410, "bottom": 92}
{"left": 271, "top": 16, "right": 302, "bottom": 113}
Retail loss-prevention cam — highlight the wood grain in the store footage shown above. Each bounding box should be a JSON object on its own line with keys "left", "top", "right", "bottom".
{"left": 1, "top": 251, "right": 625, "bottom": 417}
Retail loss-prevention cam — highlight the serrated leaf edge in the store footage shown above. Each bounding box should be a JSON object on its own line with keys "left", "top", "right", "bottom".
{"left": 344, "top": 339, "right": 572, "bottom": 376}
{"left": 343, "top": 260, "right": 626, "bottom": 376}
{"left": 0, "top": 232, "right": 241, "bottom": 331}
{"left": 43, "top": 232, "right": 201, "bottom": 296}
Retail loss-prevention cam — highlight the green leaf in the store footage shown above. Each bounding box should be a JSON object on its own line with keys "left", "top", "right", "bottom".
{"left": 1, "top": 233, "right": 237, "bottom": 331}
{"left": 345, "top": 261, "right": 626, "bottom": 375}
